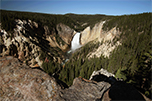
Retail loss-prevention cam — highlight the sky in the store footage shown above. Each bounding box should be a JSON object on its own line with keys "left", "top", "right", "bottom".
{"left": 1, "top": 0, "right": 152, "bottom": 15}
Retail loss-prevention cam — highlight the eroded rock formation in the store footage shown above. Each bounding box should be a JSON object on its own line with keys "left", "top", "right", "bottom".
{"left": 80, "top": 21, "right": 121, "bottom": 58}
{"left": 0, "top": 20, "right": 43, "bottom": 67}
{"left": 80, "top": 21, "right": 105, "bottom": 45}
{"left": 0, "top": 19, "right": 76, "bottom": 67}
{"left": 56, "top": 23, "right": 76, "bottom": 45}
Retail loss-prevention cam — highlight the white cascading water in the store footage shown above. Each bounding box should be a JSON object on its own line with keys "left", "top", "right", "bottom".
{"left": 71, "top": 32, "right": 81, "bottom": 51}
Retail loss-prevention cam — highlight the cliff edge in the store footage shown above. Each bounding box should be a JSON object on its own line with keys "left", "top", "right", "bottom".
{"left": 0, "top": 56, "right": 149, "bottom": 101}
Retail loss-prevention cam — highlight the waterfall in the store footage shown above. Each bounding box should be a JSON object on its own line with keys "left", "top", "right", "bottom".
{"left": 71, "top": 32, "right": 81, "bottom": 51}
{"left": 62, "top": 32, "right": 81, "bottom": 65}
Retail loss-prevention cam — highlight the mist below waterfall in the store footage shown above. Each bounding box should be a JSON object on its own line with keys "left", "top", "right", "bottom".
{"left": 71, "top": 32, "right": 81, "bottom": 51}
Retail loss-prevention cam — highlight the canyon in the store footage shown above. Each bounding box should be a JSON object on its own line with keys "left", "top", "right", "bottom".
{"left": 0, "top": 11, "right": 151, "bottom": 100}
{"left": 0, "top": 19, "right": 121, "bottom": 67}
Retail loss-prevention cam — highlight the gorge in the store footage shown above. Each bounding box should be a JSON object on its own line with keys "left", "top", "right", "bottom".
{"left": 0, "top": 10, "right": 151, "bottom": 100}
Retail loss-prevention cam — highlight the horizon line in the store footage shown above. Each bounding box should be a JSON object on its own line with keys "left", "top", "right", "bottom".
{"left": 1, "top": 9, "right": 151, "bottom": 16}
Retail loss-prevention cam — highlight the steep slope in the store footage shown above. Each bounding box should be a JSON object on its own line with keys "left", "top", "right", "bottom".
{"left": 56, "top": 23, "right": 76, "bottom": 45}
{"left": 80, "top": 22, "right": 121, "bottom": 58}
{"left": 0, "top": 10, "right": 84, "bottom": 68}
{"left": 0, "top": 10, "right": 110, "bottom": 68}
{"left": 0, "top": 19, "right": 74, "bottom": 67}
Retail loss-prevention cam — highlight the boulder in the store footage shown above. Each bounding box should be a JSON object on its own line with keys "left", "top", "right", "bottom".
{"left": 54, "top": 73, "right": 148, "bottom": 101}
{"left": 0, "top": 56, "right": 60, "bottom": 100}
{"left": 54, "top": 77, "right": 111, "bottom": 101}
{"left": 90, "top": 68, "right": 115, "bottom": 80}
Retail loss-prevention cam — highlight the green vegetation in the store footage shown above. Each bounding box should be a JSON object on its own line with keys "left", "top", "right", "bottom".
{"left": 59, "top": 12, "right": 152, "bottom": 98}
{"left": 42, "top": 60, "right": 61, "bottom": 75}
{"left": 1, "top": 10, "right": 78, "bottom": 32}
{"left": 1, "top": 10, "right": 111, "bottom": 32}
{"left": 103, "top": 13, "right": 151, "bottom": 32}
{"left": 59, "top": 41, "right": 105, "bottom": 85}
{"left": 65, "top": 13, "right": 113, "bottom": 30}
{"left": 1, "top": 10, "right": 151, "bottom": 98}
{"left": 59, "top": 57, "right": 102, "bottom": 85}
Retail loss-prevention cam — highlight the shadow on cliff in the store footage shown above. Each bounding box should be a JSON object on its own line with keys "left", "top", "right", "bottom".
{"left": 108, "top": 81, "right": 145, "bottom": 100}
{"left": 91, "top": 73, "right": 146, "bottom": 100}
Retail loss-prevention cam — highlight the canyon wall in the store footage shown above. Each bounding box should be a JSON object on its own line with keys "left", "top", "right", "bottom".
{"left": 80, "top": 21, "right": 121, "bottom": 58}
{"left": 0, "top": 19, "right": 76, "bottom": 67}
{"left": 0, "top": 19, "right": 122, "bottom": 68}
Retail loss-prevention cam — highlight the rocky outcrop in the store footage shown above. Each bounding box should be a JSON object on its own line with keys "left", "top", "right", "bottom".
{"left": 89, "top": 68, "right": 115, "bottom": 80}
{"left": 54, "top": 76, "right": 147, "bottom": 101}
{"left": 56, "top": 23, "right": 76, "bottom": 45}
{"left": 0, "top": 56, "right": 60, "bottom": 100}
{"left": 54, "top": 77, "right": 111, "bottom": 101}
{"left": 0, "top": 56, "right": 149, "bottom": 101}
{"left": 46, "top": 35, "right": 69, "bottom": 51}
{"left": 99, "top": 27, "right": 120, "bottom": 42}
{"left": 46, "top": 23, "right": 76, "bottom": 51}
{"left": 54, "top": 67, "right": 147, "bottom": 101}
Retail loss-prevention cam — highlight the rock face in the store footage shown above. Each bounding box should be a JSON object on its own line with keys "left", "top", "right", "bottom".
{"left": 0, "top": 56, "right": 60, "bottom": 100}
{"left": 80, "top": 21, "right": 121, "bottom": 58}
{"left": 0, "top": 19, "right": 43, "bottom": 67}
{"left": 56, "top": 23, "right": 76, "bottom": 45}
{"left": 80, "top": 21, "right": 105, "bottom": 45}
{"left": 80, "top": 21, "right": 120, "bottom": 45}
{"left": 0, "top": 19, "right": 76, "bottom": 67}
{"left": 54, "top": 77, "right": 111, "bottom": 101}
{"left": 80, "top": 26, "right": 91, "bottom": 45}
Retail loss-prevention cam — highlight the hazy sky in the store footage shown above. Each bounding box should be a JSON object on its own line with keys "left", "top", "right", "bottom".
{"left": 1, "top": 0, "right": 152, "bottom": 15}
